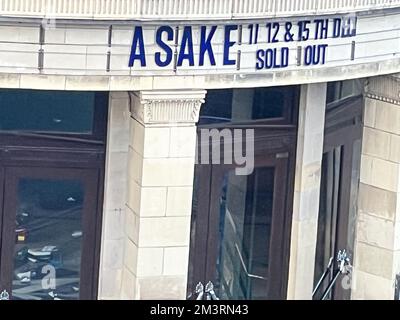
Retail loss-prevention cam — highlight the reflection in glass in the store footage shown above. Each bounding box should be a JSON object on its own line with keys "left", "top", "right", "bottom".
{"left": 0, "top": 89, "right": 95, "bottom": 133}
{"left": 313, "top": 147, "right": 342, "bottom": 300}
{"left": 12, "top": 179, "right": 84, "bottom": 300}
{"left": 326, "top": 79, "right": 363, "bottom": 104}
{"left": 215, "top": 168, "right": 274, "bottom": 299}
{"left": 198, "top": 87, "right": 295, "bottom": 125}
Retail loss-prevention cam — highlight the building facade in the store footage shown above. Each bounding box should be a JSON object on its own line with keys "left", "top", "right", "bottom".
{"left": 0, "top": 0, "right": 399, "bottom": 300}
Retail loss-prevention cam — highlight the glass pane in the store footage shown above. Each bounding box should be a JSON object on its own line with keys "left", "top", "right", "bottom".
{"left": 215, "top": 167, "right": 274, "bottom": 300}
{"left": 342, "top": 139, "right": 362, "bottom": 300}
{"left": 326, "top": 79, "right": 363, "bottom": 105}
{"left": 0, "top": 89, "right": 95, "bottom": 133}
{"left": 252, "top": 88, "right": 285, "bottom": 119}
{"left": 12, "top": 178, "right": 84, "bottom": 300}
{"left": 313, "top": 147, "right": 342, "bottom": 300}
{"left": 199, "top": 86, "right": 296, "bottom": 125}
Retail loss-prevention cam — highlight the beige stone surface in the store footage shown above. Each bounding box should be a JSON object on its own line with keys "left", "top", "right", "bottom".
{"left": 141, "top": 157, "right": 195, "bottom": 187}
{"left": 136, "top": 248, "right": 164, "bottom": 277}
{"left": 45, "top": 52, "right": 87, "bottom": 70}
{"left": 364, "top": 98, "right": 377, "bottom": 128}
{"left": 65, "top": 28, "right": 108, "bottom": 45}
{"left": 104, "top": 152, "right": 128, "bottom": 212}
{"left": 362, "top": 127, "right": 390, "bottom": 160}
{"left": 292, "top": 188, "right": 322, "bottom": 223}
{"left": 355, "top": 242, "right": 394, "bottom": 279}
{"left": 360, "top": 155, "right": 399, "bottom": 192}
{"left": 143, "top": 127, "right": 170, "bottom": 158}
{"left": 163, "top": 247, "right": 190, "bottom": 276}
{"left": 122, "top": 89, "right": 203, "bottom": 299}
{"left": 353, "top": 82, "right": 400, "bottom": 300}
{"left": 124, "top": 238, "right": 139, "bottom": 275}
{"left": 389, "top": 134, "right": 400, "bottom": 163}
{"left": 128, "top": 148, "right": 143, "bottom": 184}
{"left": 102, "top": 239, "right": 124, "bottom": 270}
{"left": 357, "top": 213, "right": 395, "bottom": 250}
{"left": 140, "top": 187, "right": 167, "bottom": 217}
{"left": 374, "top": 100, "right": 400, "bottom": 135}
{"left": 45, "top": 28, "right": 66, "bottom": 44}
{"left": 98, "top": 268, "right": 122, "bottom": 300}
{"left": 288, "top": 83, "right": 326, "bottom": 300}
{"left": 103, "top": 208, "right": 126, "bottom": 241}
{"left": 127, "top": 180, "right": 141, "bottom": 214}
{"left": 0, "top": 26, "right": 39, "bottom": 43}
{"left": 137, "top": 276, "right": 187, "bottom": 300}
{"left": 0, "top": 74, "right": 20, "bottom": 88}
{"left": 166, "top": 186, "right": 194, "bottom": 216}
{"left": 65, "top": 75, "right": 110, "bottom": 90}
{"left": 293, "top": 161, "right": 322, "bottom": 193}
{"left": 99, "top": 94, "right": 130, "bottom": 299}
{"left": 20, "top": 74, "right": 66, "bottom": 90}
{"left": 351, "top": 270, "right": 394, "bottom": 300}
{"left": 109, "top": 76, "right": 139, "bottom": 91}
{"left": 125, "top": 207, "right": 140, "bottom": 244}
{"left": 121, "top": 267, "right": 137, "bottom": 300}
{"left": 358, "top": 183, "right": 397, "bottom": 220}
{"left": 130, "top": 118, "right": 145, "bottom": 156}
{"left": 152, "top": 75, "right": 196, "bottom": 90}
{"left": 169, "top": 126, "right": 197, "bottom": 158}
{"left": 107, "top": 97, "right": 130, "bottom": 153}
{"left": 138, "top": 216, "right": 191, "bottom": 247}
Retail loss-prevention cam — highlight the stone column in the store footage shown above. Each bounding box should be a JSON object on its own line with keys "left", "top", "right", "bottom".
{"left": 121, "top": 89, "right": 206, "bottom": 299}
{"left": 352, "top": 75, "right": 400, "bottom": 299}
{"left": 287, "top": 83, "right": 327, "bottom": 299}
{"left": 98, "top": 92, "right": 130, "bottom": 299}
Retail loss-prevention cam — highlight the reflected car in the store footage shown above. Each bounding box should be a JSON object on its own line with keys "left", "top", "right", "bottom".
{"left": 15, "top": 224, "right": 28, "bottom": 243}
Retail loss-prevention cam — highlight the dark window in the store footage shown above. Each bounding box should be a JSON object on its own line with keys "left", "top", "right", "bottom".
{"left": 13, "top": 178, "right": 84, "bottom": 300}
{"left": 199, "top": 90, "right": 233, "bottom": 124}
{"left": 216, "top": 167, "right": 274, "bottom": 300}
{"left": 326, "top": 79, "right": 363, "bottom": 105}
{"left": 0, "top": 90, "right": 96, "bottom": 134}
{"left": 252, "top": 88, "right": 285, "bottom": 119}
{"left": 199, "top": 86, "right": 298, "bottom": 126}
{"left": 313, "top": 96, "right": 363, "bottom": 300}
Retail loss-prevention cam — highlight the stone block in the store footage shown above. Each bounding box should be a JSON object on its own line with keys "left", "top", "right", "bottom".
{"left": 138, "top": 216, "right": 191, "bottom": 247}
{"left": 163, "top": 247, "right": 190, "bottom": 276}
{"left": 136, "top": 248, "right": 164, "bottom": 277}
{"left": 355, "top": 242, "right": 393, "bottom": 279}
{"left": 141, "top": 157, "right": 195, "bottom": 187}
{"left": 166, "top": 187, "right": 193, "bottom": 216}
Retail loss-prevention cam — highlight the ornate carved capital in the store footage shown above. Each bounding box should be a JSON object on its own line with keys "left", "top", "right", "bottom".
{"left": 365, "top": 75, "right": 400, "bottom": 105}
{"left": 129, "top": 90, "right": 206, "bottom": 125}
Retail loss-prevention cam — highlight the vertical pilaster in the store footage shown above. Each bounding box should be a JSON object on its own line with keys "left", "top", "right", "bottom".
{"left": 287, "top": 83, "right": 327, "bottom": 299}
{"left": 99, "top": 92, "right": 130, "bottom": 299}
{"left": 122, "top": 90, "right": 206, "bottom": 299}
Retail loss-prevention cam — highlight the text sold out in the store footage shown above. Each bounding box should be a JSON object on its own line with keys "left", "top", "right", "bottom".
{"left": 256, "top": 44, "right": 328, "bottom": 70}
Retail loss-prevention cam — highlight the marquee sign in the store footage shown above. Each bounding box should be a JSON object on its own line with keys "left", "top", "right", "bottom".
{"left": 128, "top": 16, "right": 358, "bottom": 73}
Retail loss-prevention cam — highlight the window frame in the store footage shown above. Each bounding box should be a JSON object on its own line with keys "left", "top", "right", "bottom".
{"left": 198, "top": 86, "right": 300, "bottom": 129}
{"left": 0, "top": 91, "right": 108, "bottom": 144}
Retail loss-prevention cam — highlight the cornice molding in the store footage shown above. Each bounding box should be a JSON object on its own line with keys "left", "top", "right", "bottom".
{"left": 365, "top": 75, "right": 400, "bottom": 106}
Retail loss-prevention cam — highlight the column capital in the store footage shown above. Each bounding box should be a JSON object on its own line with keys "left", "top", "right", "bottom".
{"left": 365, "top": 75, "right": 400, "bottom": 105}
{"left": 129, "top": 90, "right": 207, "bottom": 126}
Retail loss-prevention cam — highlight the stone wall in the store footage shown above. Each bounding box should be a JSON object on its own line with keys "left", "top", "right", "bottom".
{"left": 352, "top": 75, "right": 400, "bottom": 299}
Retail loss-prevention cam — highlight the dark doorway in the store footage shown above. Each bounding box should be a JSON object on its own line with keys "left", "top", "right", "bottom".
{"left": 313, "top": 88, "right": 363, "bottom": 300}
{"left": 188, "top": 86, "right": 299, "bottom": 300}
{"left": 0, "top": 90, "right": 108, "bottom": 300}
